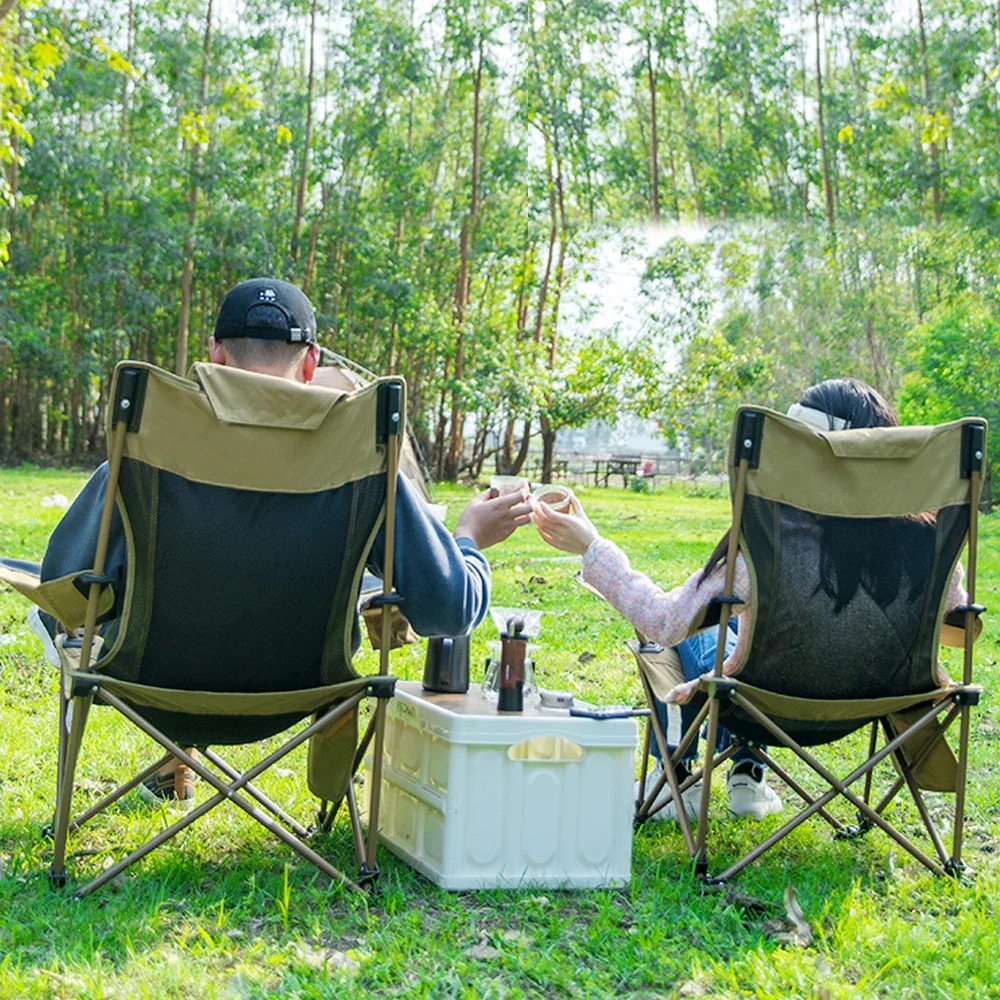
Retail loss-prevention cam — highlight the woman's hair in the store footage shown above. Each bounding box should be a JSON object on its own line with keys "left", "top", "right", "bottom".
{"left": 798, "top": 377, "right": 899, "bottom": 431}
{"left": 700, "top": 378, "right": 931, "bottom": 610}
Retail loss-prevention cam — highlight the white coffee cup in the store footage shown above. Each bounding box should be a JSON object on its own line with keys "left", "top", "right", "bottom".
{"left": 490, "top": 475, "right": 529, "bottom": 497}
{"left": 532, "top": 483, "right": 573, "bottom": 513}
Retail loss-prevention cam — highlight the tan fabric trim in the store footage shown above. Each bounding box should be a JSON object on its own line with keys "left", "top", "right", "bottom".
{"left": 627, "top": 639, "right": 685, "bottom": 703}
{"left": 702, "top": 676, "right": 966, "bottom": 722}
{"left": 886, "top": 707, "right": 958, "bottom": 792}
{"left": 730, "top": 407, "right": 986, "bottom": 518}
{"left": 90, "top": 674, "right": 372, "bottom": 715}
{"left": 108, "top": 362, "right": 405, "bottom": 494}
{"left": 0, "top": 565, "right": 114, "bottom": 628}
{"left": 307, "top": 706, "right": 359, "bottom": 801}
{"left": 191, "top": 362, "right": 347, "bottom": 430}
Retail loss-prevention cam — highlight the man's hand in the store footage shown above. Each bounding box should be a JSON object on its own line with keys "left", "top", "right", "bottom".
{"left": 454, "top": 488, "right": 533, "bottom": 550}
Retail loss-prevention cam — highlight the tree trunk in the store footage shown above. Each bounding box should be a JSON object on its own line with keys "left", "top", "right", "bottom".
{"left": 445, "top": 49, "right": 483, "bottom": 479}
{"left": 292, "top": 0, "right": 318, "bottom": 262}
{"left": 509, "top": 419, "right": 532, "bottom": 476}
{"left": 175, "top": 0, "right": 213, "bottom": 376}
{"left": 812, "top": 0, "right": 834, "bottom": 225}
{"left": 916, "top": 0, "right": 941, "bottom": 224}
{"left": 121, "top": 0, "right": 134, "bottom": 138}
{"left": 646, "top": 37, "right": 660, "bottom": 223}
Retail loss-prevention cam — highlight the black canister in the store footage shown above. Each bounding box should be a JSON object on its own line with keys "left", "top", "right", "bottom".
{"left": 422, "top": 635, "right": 471, "bottom": 693}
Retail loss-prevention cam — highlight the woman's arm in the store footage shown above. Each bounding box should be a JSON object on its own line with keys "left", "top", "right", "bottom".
{"left": 581, "top": 536, "right": 751, "bottom": 651}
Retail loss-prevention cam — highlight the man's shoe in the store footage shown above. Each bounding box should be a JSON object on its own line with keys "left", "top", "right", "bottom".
{"left": 28, "top": 606, "right": 61, "bottom": 667}
{"left": 139, "top": 766, "right": 196, "bottom": 811}
{"left": 727, "top": 762, "right": 782, "bottom": 821}
{"left": 634, "top": 759, "right": 701, "bottom": 823}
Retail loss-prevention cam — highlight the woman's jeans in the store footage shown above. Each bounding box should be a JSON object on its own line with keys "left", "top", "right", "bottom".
{"left": 649, "top": 621, "right": 763, "bottom": 767}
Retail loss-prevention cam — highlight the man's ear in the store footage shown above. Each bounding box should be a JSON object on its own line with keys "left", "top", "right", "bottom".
{"left": 301, "top": 343, "right": 320, "bottom": 383}
{"left": 208, "top": 336, "right": 227, "bottom": 366}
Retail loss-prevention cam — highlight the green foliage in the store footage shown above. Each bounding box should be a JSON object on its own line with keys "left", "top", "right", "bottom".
{"left": 2, "top": 470, "right": 1000, "bottom": 997}
{"left": 898, "top": 293, "right": 1000, "bottom": 482}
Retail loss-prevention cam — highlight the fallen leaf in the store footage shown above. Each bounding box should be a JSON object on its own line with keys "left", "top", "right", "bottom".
{"left": 577, "top": 651, "right": 595, "bottom": 664}
{"left": 677, "top": 977, "right": 713, "bottom": 997}
{"left": 273, "top": 768, "right": 294, "bottom": 779}
{"left": 782, "top": 883, "right": 813, "bottom": 946}
{"left": 292, "top": 945, "right": 363, "bottom": 974}
{"left": 815, "top": 953, "right": 832, "bottom": 977}
{"left": 528, "top": 575, "right": 548, "bottom": 585}
{"left": 528, "top": 895, "right": 550, "bottom": 907}
{"left": 502, "top": 928, "right": 530, "bottom": 945}
{"left": 724, "top": 890, "right": 773, "bottom": 915}
{"left": 618, "top": 513, "right": 638, "bottom": 521}
{"left": 466, "top": 942, "right": 500, "bottom": 960}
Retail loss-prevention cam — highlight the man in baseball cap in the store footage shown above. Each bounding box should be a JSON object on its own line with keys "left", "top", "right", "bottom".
{"left": 32, "top": 275, "right": 531, "bottom": 808}
{"left": 208, "top": 277, "right": 321, "bottom": 382}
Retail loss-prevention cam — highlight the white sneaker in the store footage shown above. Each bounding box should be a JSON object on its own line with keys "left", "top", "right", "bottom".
{"left": 634, "top": 759, "right": 701, "bottom": 823}
{"left": 28, "top": 606, "right": 61, "bottom": 667}
{"left": 727, "top": 765, "right": 782, "bottom": 821}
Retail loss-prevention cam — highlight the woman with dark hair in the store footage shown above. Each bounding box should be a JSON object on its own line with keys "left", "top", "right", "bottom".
{"left": 533, "top": 378, "right": 969, "bottom": 824}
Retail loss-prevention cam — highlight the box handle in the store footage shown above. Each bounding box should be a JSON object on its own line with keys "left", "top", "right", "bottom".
{"left": 507, "top": 736, "right": 584, "bottom": 762}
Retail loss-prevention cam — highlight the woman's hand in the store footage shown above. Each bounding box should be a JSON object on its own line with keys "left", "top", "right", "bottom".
{"left": 533, "top": 494, "right": 599, "bottom": 556}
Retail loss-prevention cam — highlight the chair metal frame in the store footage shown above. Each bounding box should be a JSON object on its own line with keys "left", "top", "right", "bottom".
{"left": 633, "top": 411, "right": 986, "bottom": 882}
{"left": 45, "top": 366, "right": 405, "bottom": 899}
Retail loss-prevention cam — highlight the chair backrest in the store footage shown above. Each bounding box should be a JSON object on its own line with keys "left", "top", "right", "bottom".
{"left": 720, "top": 407, "right": 985, "bottom": 699}
{"left": 96, "top": 361, "right": 405, "bottom": 694}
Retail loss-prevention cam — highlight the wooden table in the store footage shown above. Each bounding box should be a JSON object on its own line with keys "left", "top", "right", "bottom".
{"left": 592, "top": 457, "right": 643, "bottom": 488}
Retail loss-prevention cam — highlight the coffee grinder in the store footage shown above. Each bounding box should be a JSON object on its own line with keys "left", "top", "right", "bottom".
{"left": 497, "top": 616, "right": 528, "bottom": 713}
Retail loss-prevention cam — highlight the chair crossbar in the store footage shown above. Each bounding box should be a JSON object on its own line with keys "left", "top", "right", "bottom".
{"left": 712, "top": 692, "right": 952, "bottom": 881}
{"left": 69, "top": 689, "right": 369, "bottom": 899}
{"left": 746, "top": 746, "right": 844, "bottom": 831}
{"left": 64, "top": 753, "right": 173, "bottom": 835}
{"left": 201, "top": 747, "right": 310, "bottom": 838}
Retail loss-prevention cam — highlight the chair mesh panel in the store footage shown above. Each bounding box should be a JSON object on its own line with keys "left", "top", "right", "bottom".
{"left": 739, "top": 495, "right": 968, "bottom": 700}
{"left": 99, "top": 459, "right": 386, "bottom": 744}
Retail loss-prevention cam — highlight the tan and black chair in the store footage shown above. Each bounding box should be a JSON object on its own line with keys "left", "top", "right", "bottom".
{"left": 0, "top": 360, "right": 407, "bottom": 898}
{"left": 630, "top": 406, "right": 987, "bottom": 882}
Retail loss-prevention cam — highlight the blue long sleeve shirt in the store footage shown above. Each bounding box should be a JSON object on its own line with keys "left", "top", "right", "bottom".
{"left": 40, "top": 464, "right": 490, "bottom": 639}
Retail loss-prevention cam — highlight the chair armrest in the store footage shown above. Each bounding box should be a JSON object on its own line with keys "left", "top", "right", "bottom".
{"left": 0, "top": 558, "right": 115, "bottom": 628}
{"left": 940, "top": 608, "right": 985, "bottom": 648}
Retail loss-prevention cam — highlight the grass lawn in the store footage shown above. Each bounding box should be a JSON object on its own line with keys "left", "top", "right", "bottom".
{"left": 1, "top": 467, "right": 998, "bottom": 999}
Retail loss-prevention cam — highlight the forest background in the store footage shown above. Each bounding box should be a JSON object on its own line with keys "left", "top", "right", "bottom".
{"left": 1, "top": 0, "right": 998, "bottom": 487}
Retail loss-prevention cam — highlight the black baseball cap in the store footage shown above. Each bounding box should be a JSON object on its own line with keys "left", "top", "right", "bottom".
{"left": 214, "top": 278, "right": 317, "bottom": 344}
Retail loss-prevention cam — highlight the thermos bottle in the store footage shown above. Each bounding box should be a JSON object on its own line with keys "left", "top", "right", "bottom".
{"left": 422, "top": 635, "right": 471, "bottom": 693}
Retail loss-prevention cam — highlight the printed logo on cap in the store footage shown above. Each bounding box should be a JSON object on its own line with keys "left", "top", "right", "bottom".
{"left": 259, "top": 288, "right": 277, "bottom": 302}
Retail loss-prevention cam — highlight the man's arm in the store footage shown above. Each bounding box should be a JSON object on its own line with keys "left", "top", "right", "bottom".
{"left": 40, "top": 463, "right": 127, "bottom": 623}
{"left": 366, "top": 475, "right": 491, "bottom": 637}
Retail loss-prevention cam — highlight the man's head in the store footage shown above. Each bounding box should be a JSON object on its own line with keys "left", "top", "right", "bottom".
{"left": 208, "top": 278, "right": 320, "bottom": 382}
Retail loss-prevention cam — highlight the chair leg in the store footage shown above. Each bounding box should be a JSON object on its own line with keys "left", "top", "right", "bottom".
{"left": 363, "top": 697, "right": 390, "bottom": 879}
{"left": 693, "top": 697, "right": 722, "bottom": 877}
{"left": 50, "top": 694, "right": 93, "bottom": 886}
{"left": 45, "top": 686, "right": 69, "bottom": 838}
{"left": 346, "top": 781, "right": 367, "bottom": 868}
{"left": 951, "top": 705, "right": 972, "bottom": 873}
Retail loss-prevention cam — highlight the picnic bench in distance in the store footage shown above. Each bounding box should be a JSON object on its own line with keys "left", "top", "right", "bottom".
{"left": 591, "top": 455, "right": 647, "bottom": 488}
{"left": 528, "top": 458, "right": 570, "bottom": 481}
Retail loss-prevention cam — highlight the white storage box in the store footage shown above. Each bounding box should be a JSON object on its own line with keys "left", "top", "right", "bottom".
{"left": 364, "top": 681, "right": 638, "bottom": 890}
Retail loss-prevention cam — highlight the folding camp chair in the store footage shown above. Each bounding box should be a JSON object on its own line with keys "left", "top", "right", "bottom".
{"left": 0, "top": 361, "right": 407, "bottom": 898}
{"left": 630, "top": 407, "right": 987, "bottom": 882}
